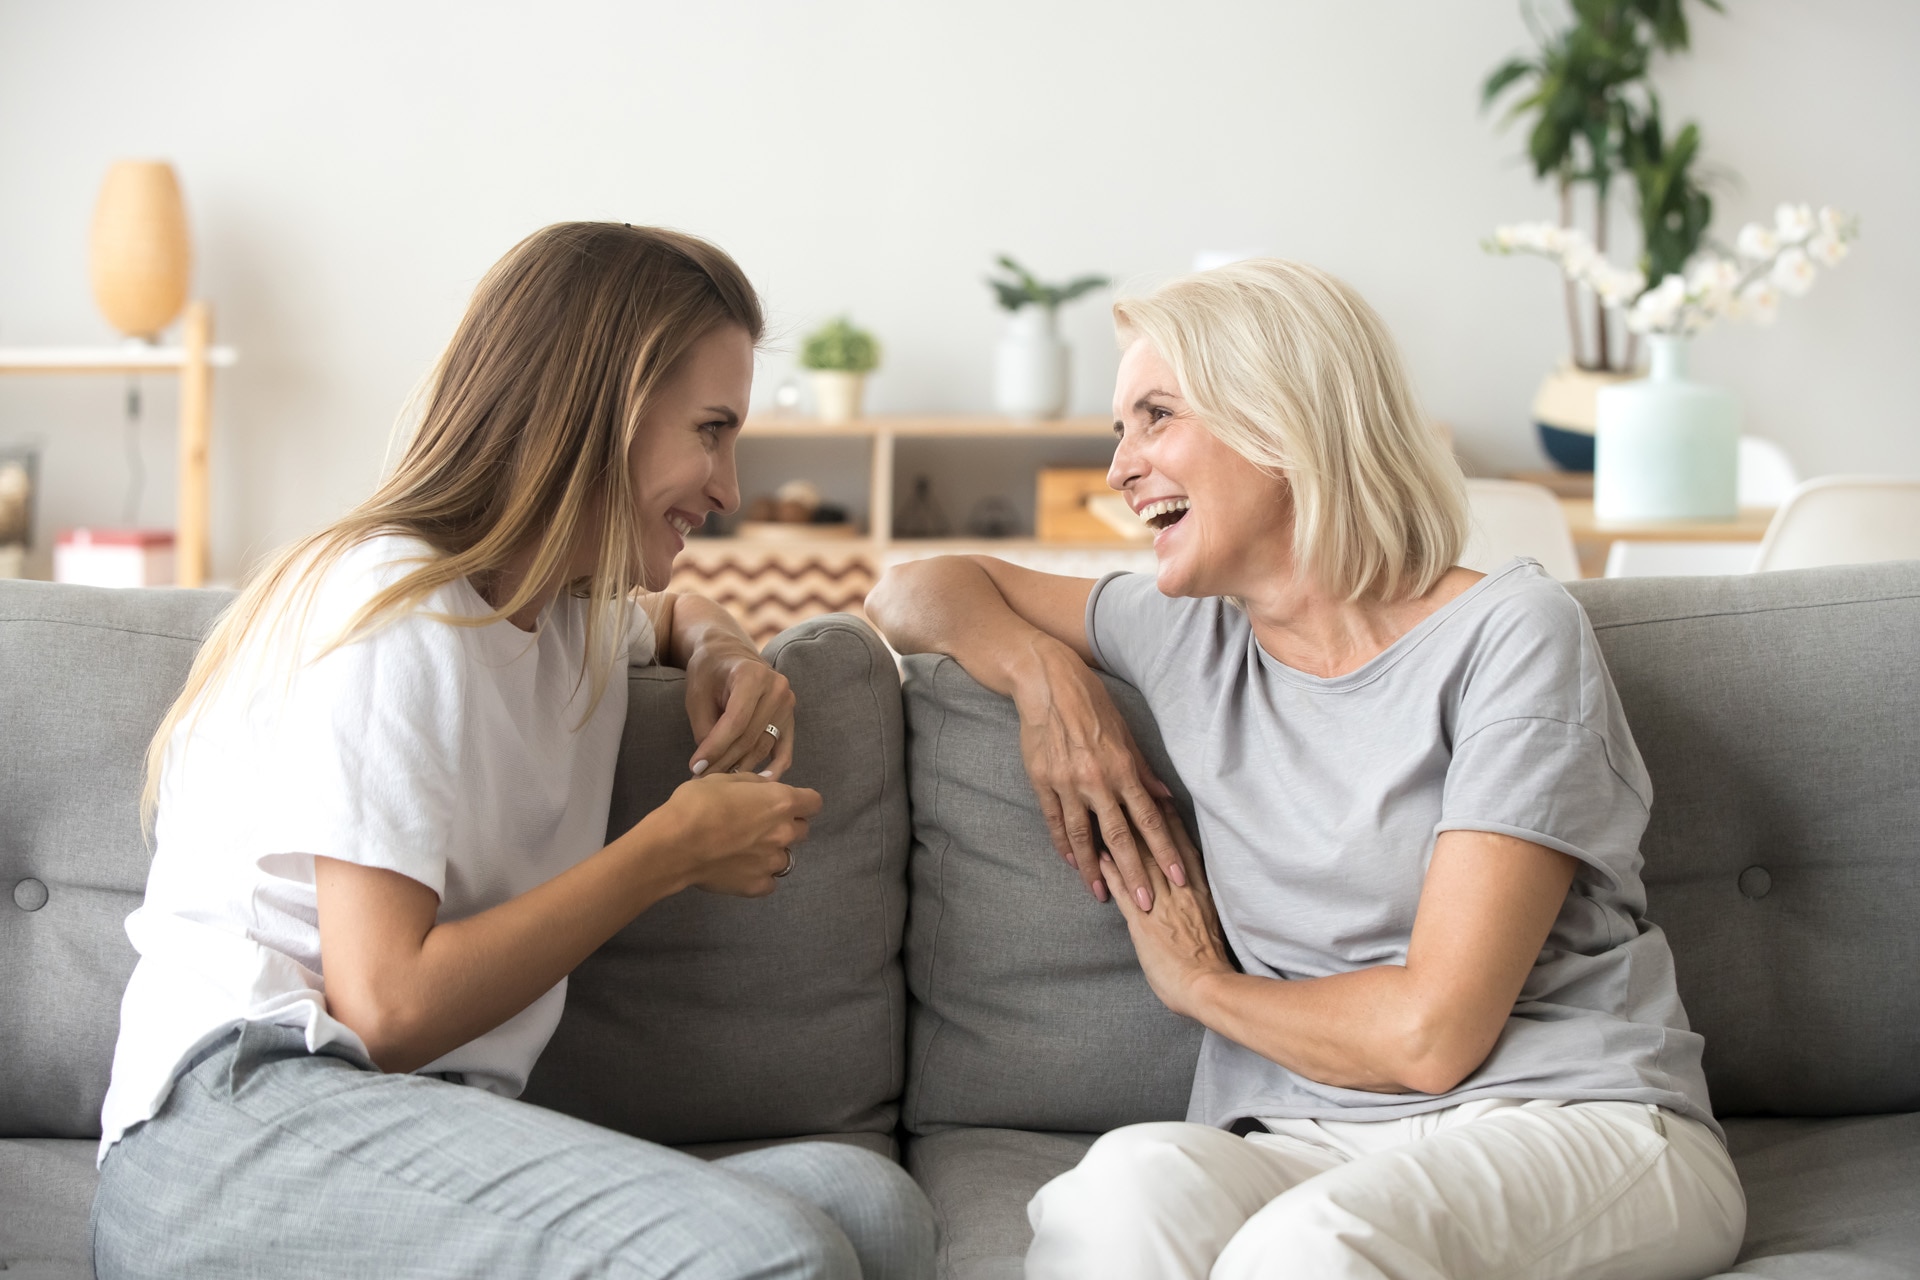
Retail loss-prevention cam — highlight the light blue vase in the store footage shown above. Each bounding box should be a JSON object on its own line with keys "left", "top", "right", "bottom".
{"left": 1594, "top": 335, "right": 1738, "bottom": 521}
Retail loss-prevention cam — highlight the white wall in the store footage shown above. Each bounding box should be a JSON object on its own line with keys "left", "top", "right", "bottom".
{"left": 2, "top": 0, "right": 1914, "bottom": 580}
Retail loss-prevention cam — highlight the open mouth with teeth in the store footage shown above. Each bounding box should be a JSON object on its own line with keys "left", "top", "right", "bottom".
{"left": 1138, "top": 498, "right": 1191, "bottom": 531}
{"left": 666, "top": 512, "right": 698, "bottom": 538}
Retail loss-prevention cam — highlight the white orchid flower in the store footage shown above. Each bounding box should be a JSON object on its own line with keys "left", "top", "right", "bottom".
{"left": 1774, "top": 204, "right": 1817, "bottom": 242}
{"left": 1740, "top": 280, "right": 1781, "bottom": 325}
{"left": 1737, "top": 223, "right": 1780, "bottom": 261}
{"left": 1808, "top": 232, "right": 1851, "bottom": 267}
{"left": 1771, "top": 248, "right": 1817, "bottom": 296}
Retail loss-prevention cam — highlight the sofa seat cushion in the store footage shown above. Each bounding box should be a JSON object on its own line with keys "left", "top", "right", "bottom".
{"left": 1715, "top": 1112, "right": 1920, "bottom": 1277}
{"left": 906, "top": 1128, "right": 1096, "bottom": 1280}
{"left": 0, "top": 1137, "right": 98, "bottom": 1279}
{"left": 522, "top": 615, "right": 910, "bottom": 1146}
{"left": 907, "top": 1114, "right": 1920, "bottom": 1280}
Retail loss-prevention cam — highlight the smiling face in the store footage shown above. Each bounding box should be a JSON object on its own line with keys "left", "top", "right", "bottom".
{"left": 626, "top": 323, "right": 754, "bottom": 590}
{"left": 1108, "top": 336, "right": 1293, "bottom": 599}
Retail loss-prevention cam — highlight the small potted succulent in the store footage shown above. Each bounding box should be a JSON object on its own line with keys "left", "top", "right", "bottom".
{"left": 987, "top": 255, "right": 1109, "bottom": 419}
{"left": 799, "top": 316, "right": 880, "bottom": 423}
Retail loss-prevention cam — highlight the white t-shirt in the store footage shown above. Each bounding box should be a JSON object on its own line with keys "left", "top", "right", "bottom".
{"left": 99, "top": 535, "right": 654, "bottom": 1160}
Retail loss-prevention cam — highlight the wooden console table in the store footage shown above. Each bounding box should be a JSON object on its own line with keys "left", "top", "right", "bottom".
{"left": 0, "top": 301, "right": 237, "bottom": 586}
{"left": 1509, "top": 471, "right": 1775, "bottom": 578}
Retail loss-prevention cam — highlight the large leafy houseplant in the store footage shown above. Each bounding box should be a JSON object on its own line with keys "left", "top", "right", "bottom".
{"left": 1482, "top": 0, "right": 1721, "bottom": 371}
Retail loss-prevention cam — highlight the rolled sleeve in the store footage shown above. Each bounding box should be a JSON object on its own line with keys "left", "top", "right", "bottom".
{"left": 1437, "top": 715, "right": 1650, "bottom": 889}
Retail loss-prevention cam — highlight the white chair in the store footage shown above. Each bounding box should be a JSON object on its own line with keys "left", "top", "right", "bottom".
{"left": 1603, "top": 435, "right": 1800, "bottom": 578}
{"left": 1752, "top": 476, "right": 1920, "bottom": 572}
{"left": 1738, "top": 436, "right": 1800, "bottom": 507}
{"left": 1460, "top": 479, "right": 1580, "bottom": 580}
{"left": 1603, "top": 540, "right": 1758, "bottom": 577}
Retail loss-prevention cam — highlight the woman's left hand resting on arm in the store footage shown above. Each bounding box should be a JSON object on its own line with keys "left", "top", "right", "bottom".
{"left": 316, "top": 594, "right": 812, "bottom": 1075}
{"left": 1112, "top": 808, "right": 1577, "bottom": 1096}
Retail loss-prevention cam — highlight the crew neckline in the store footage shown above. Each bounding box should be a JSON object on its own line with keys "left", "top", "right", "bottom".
{"left": 1250, "top": 558, "right": 1536, "bottom": 692}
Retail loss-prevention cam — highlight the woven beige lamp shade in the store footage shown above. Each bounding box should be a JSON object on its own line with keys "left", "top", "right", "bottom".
{"left": 89, "top": 161, "right": 192, "bottom": 339}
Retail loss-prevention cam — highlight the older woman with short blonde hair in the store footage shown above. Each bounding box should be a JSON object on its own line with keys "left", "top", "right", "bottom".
{"left": 867, "top": 260, "right": 1744, "bottom": 1280}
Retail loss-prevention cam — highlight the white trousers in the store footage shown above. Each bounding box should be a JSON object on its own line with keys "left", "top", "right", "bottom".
{"left": 1025, "top": 1099, "right": 1745, "bottom": 1280}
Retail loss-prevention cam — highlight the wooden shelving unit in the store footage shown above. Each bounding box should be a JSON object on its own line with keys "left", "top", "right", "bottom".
{"left": 0, "top": 301, "right": 238, "bottom": 587}
{"left": 711, "top": 413, "right": 1128, "bottom": 553}
{"left": 670, "top": 414, "right": 1153, "bottom": 643}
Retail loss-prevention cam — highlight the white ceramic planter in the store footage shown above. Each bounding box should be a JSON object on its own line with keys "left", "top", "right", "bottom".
{"left": 994, "top": 305, "right": 1069, "bottom": 419}
{"left": 811, "top": 371, "right": 866, "bottom": 424}
{"left": 1595, "top": 336, "right": 1738, "bottom": 521}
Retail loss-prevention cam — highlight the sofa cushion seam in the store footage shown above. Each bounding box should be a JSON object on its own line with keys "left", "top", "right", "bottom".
{"left": 1586, "top": 590, "right": 1920, "bottom": 632}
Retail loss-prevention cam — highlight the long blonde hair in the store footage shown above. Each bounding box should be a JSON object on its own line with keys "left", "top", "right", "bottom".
{"left": 1113, "top": 259, "right": 1465, "bottom": 602}
{"left": 142, "top": 222, "right": 763, "bottom": 827}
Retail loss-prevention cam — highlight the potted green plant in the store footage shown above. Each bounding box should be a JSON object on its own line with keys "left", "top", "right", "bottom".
{"left": 799, "top": 316, "right": 880, "bottom": 423}
{"left": 1481, "top": 0, "right": 1721, "bottom": 469}
{"left": 986, "top": 255, "right": 1108, "bottom": 419}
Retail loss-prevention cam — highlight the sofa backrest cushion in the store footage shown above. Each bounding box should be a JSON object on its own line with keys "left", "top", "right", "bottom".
{"left": 1568, "top": 562, "right": 1920, "bottom": 1117}
{"left": 900, "top": 655, "right": 1203, "bottom": 1135}
{"left": 522, "top": 614, "right": 909, "bottom": 1145}
{"left": 0, "top": 582, "right": 231, "bottom": 1138}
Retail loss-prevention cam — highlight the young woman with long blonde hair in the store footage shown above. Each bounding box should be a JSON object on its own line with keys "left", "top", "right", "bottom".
{"left": 91, "top": 222, "right": 933, "bottom": 1280}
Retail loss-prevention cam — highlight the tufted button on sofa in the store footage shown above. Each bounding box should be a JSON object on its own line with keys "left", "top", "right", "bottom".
{"left": 3, "top": 564, "right": 1916, "bottom": 1278}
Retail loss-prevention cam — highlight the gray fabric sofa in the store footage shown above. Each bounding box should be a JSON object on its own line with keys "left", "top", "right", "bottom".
{"left": 3, "top": 564, "right": 1916, "bottom": 1279}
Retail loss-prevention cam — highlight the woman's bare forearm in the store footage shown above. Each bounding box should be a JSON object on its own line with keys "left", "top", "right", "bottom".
{"left": 1187, "top": 966, "right": 1469, "bottom": 1095}
{"left": 866, "top": 557, "right": 1070, "bottom": 695}
{"left": 656, "top": 592, "right": 757, "bottom": 668}
{"left": 317, "top": 816, "right": 692, "bottom": 1073}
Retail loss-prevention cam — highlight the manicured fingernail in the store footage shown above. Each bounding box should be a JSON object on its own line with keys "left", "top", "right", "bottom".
{"left": 691, "top": 760, "right": 709, "bottom": 775}
{"left": 758, "top": 769, "right": 774, "bottom": 778}
{"left": 1094, "top": 882, "right": 1108, "bottom": 903}
{"left": 1168, "top": 863, "right": 1187, "bottom": 888}
{"left": 1136, "top": 888, "right": 1153, "bottom": 911}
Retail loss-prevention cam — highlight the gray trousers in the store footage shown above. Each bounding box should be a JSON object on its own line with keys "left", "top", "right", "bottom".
{"left": 92, "top": 1022, "right": 935, "bottom": 1279}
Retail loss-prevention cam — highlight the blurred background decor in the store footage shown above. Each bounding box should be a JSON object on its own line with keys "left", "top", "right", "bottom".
{"left": 799, "top": 316, "right": 880, "bottom": 423}
{"left": 89, "top": 160, "right": 192, "bottom": 340}
{"left": 1482, "top": 0, "right": 1723, "bottom": 471}
{"left": 1493, "top": 205, "right": 1857, "bottom": 518}
{"left": 0, "top": 443, "right": 38, "bottom": 578}
{"left": 1, "top": 1, "right": 1912, "bottom": 614}
{"left": 1038, "top": 467, "right": 1151, "bottom": 543}
{"left": 1597, "top": 206, "right": 1857, "bottom": 518}
{"left": 738, "top": 478, "right": 856, "bottom": 539}
{"left": 987, "top": 256, "right": 1109, "bottom": 419}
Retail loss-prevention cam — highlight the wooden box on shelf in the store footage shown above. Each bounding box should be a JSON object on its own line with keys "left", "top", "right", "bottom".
{"left": 1037, "top": 468, "right": 1150, "bottom": 544}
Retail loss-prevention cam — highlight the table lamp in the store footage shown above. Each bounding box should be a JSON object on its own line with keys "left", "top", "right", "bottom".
{"left": 89, "top": 160, "right": 191, "bottom": 340}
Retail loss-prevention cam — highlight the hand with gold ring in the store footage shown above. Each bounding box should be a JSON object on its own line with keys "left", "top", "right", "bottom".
{"left": 677, "top": 611, "right": 797, "bottom": 779}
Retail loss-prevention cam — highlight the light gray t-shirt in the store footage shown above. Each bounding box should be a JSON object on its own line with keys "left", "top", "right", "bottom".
{"left": 1085, "top": 558, "right": 1718, "bottom": 1137}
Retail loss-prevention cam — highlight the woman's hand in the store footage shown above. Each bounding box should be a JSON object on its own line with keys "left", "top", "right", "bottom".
{"left": 671, "top": 605, "right": 795, "bottom": 778}
{"left": 1012, "top": 634, "right": 1181, "bottom": 909}
{"left": 646, "top": 772, "right": 822, "bottom": 897}
{"left": 1100, "top": 801, "right": 1233, "bottom": 1017}
{"left": 684, "top": 638, "right": 794, "bottom": 777}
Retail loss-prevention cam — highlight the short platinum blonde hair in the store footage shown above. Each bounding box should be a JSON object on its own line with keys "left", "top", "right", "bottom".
{"left": 1113, "top": 259, "right": 1466, "bottom": 602}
